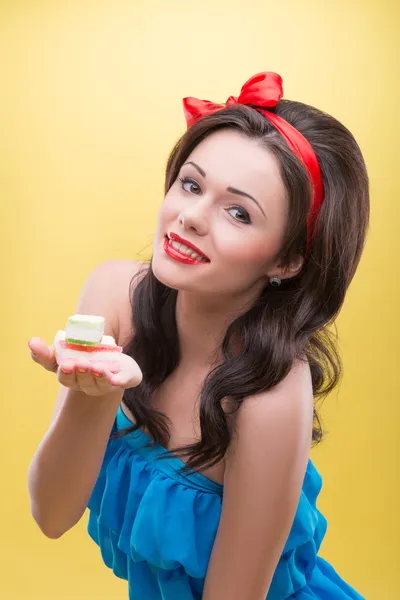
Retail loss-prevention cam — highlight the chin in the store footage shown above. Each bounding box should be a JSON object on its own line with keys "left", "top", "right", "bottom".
{"left": 150, "top": 255, "right": 181, "bottom": 291}
{"left": 151, "top": 255, "right": 212, "bottom": 295}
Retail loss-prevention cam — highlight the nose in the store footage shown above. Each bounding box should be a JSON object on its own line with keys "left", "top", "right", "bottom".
{"left": 178, "top": 201, "right": 209, "bottom": 236}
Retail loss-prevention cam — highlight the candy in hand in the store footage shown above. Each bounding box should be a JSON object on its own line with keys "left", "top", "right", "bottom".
{"left": 54, "top": 314, "right": 123, "bottom": 372}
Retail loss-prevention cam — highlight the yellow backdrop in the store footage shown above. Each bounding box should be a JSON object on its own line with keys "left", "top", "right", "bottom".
{"left": 1, "top": 1, "right": 398, "bottom": 598}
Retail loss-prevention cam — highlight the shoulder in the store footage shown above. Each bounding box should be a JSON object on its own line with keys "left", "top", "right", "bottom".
{"left": 236, "top": 358, "right": 313, "bottom": 429}
{"left": 76, "top": 259, "right": 148, "bottom": 346}
{"left": 226, "top": 359, "right": 314, "bottom": 477}
{"left": 82, "top": 259, "right": 145, "bottom": 286}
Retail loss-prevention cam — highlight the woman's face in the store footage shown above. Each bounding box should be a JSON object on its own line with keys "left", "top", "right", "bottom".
{"left": 152, "top": 129, "right": 295, "bottom": 301}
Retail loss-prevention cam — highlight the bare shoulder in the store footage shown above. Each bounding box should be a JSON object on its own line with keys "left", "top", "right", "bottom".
{"left": 83, "top": 259, "right": 145, "bottom": 286}
{"left": 227, "top": 359, "right": 314, "bottom": 463}
{"left": 77, "top": 259, "right": 148, "bottom": 346}
{"left": 240, "top": 359, "right": 312, "bottom": 418}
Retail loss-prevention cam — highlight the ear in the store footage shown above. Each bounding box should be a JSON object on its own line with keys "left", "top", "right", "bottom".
{"left": 267, "top": 254, "right": 304, "bottom": 281}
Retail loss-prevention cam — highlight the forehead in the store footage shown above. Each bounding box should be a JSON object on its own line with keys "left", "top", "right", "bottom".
{"left": 186, "top": 129, "right": 286, "bottom": 204}
{"left": 188, "top": 130, "right": 281, "bottom": 180}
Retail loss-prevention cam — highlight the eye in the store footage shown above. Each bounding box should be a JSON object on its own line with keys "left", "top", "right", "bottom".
{"left": 228, "top": 206, "right": 252, "bottom": 224}
{"left": 178, "top": 176, "right": 201, "bottom": 195}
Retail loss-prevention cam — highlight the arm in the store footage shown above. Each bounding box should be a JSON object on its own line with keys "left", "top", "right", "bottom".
{"left": 28, "top": 260, "right": 140, "bottom": 539}
{"left": 202, "top": 360, "right": 314, "bottom": 600}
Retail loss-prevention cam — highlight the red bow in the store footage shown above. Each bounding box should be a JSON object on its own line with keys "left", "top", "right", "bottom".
{"left": 183, "top": 72, "right": 284, "bottom": 127}
{"left": 183, "top": 72, "right": 324, "bottom": 256}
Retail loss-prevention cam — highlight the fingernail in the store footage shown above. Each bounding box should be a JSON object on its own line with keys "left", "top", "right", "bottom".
{"left": 78, "top": 368, "right": 86, "bottom": 373}
{"left": 93, "top": 372, "right": 102, "bottom": 378}
{"left": 61, "top": 368, "right": 71, "bottom": 374}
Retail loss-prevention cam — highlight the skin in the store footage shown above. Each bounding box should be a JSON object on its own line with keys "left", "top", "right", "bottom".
{"left": 28, "top": 130, "right": 314, "bottom": 598}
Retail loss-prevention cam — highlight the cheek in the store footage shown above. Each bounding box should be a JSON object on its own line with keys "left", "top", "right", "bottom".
{"left": 155, "top": 199, "right": 175, "bottom": 233}
{"left": 157, "top": 195, "right": 178, "bottom": 222}
{"left": 216, "top": 235, "right": 276, "bottom": 266}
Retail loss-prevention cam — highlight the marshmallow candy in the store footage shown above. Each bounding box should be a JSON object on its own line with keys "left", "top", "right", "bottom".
{"left": 54, "top": 314, "right": 123, "bottom": 372}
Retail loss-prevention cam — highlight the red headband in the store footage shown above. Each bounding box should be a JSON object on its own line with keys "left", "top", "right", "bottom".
{"left": 183, "top": 72, "right": 324, "bottom": 256}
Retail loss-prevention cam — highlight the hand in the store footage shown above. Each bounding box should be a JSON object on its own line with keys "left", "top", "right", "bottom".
{"left": 28, "top": 337, "right": 143, "bottom": 396}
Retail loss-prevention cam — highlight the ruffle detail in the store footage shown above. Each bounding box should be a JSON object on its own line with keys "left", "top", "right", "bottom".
{"left": 88, "top": 436, "right": 222, "bottom": 581}
{"left": 87, "top": 408, "right": 364, "bottom": 600}
{"left": 292, "top": 557, "right": 365, "bottom": 599}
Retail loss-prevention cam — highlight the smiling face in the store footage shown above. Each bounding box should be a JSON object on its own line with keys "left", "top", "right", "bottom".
{"left": 152, "top": 128, "right": 301, "bottom": 304}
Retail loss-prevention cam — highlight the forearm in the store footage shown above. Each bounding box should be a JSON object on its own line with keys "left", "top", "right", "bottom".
{"left": 28, "top": 388, "right": 123, "bottom": 538}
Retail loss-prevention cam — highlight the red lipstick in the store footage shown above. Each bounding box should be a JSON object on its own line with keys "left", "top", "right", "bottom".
{"left": 164, "top": 234, "right": 210, "bottom": 265}
{"left": 168, "top": 232, "right": 209, "bottom": 260}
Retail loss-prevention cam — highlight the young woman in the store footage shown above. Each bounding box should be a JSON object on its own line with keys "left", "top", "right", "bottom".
{"left": 28, "top": 72, "right": 369, "bottom": 600}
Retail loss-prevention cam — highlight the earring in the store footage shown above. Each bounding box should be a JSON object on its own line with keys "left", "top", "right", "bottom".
{"left": 269, "top": 275, "right": 282, "bottom": 287}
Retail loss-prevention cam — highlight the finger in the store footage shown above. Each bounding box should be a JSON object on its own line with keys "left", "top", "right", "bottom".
{"left": 93, "top": 365, "right": 118, "bottom": 394}
{"left": 75, "top": 361, "right": 116, "bottom": 396}
{"left": 90, "top": 362, "right": 106, "bottom": 377}
{"left": 28, "top": 338, "right": 57, "bottom": 371}
{"left": 109, "top": 364, "right": 143, "bottom": 389}
{"left": 92, "top": 362, "right": 128, "bottom": 394}
{"left": 31, "top": 350, "right": 58, "bottom": 373}
{"left": 59, "top": 358, "right": 77, "bottom": 374}
{"left": 90, "top": 362, "right": 118, "bottom": 381}
{"left": 113, "top": 355, "right": 143, "bottom": 389}
{"left": 88, "top": 363, "right": 113, "bottom": 394}
{"left": 72, "top": 359, "right": 100, "bottom": 396}
{"left": 92, "top": 363, "right": 120, "bottom": 393}
{"left": 57, "top": 360, "right": 79, "bottom": 389}
{"left": 28, "top": 337, "right": 46, "bottom": 354}
{"left": 89, "top": 362, "right": 113, "bottom": 381}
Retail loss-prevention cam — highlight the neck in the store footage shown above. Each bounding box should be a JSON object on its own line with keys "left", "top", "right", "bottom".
{"left": 175, "top": 288, "right": 259, "bottom": 370}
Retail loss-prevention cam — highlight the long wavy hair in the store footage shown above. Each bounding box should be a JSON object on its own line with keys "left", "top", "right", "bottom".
{"left": 120, "top": 101, "right": 370, "bottom": 473}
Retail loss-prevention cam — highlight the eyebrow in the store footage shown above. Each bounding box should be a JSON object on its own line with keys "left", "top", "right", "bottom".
{"left": 183, "top": 161, "right": 266, "bottom": 217}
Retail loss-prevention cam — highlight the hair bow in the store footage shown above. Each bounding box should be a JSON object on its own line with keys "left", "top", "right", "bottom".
{"left": 183, "top": 72, "right": 284, "bottom": 127}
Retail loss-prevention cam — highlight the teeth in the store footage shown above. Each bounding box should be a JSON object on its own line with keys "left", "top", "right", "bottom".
{"left": 170, "top": 239, "right": 208, "bottom": 262}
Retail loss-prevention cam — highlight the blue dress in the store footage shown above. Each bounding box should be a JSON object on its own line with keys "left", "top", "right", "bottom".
{"left": 87, "top": 406, "right": 365, "bottom": 599}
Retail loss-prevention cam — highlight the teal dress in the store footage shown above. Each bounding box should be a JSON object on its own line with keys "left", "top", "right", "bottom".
{"left": 87, "top": 406, "right": 365, "bottom": 599}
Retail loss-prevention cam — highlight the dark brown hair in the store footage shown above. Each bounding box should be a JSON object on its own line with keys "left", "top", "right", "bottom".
{"left": 121, "top": 101, "right": 370, "bottom": 473}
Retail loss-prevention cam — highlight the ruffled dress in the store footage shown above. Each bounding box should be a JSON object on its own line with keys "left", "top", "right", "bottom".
{"left": 87, "top": 406, "right": 365, "bottom": 600}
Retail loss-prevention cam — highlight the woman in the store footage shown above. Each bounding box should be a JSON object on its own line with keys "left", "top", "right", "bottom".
{"left": 28, "top": 72, "right": 369, "bottom": 599}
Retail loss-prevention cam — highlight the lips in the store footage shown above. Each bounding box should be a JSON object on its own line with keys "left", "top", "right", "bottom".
{"left": 167, "top": 232, "right": 210, "bottom": 261}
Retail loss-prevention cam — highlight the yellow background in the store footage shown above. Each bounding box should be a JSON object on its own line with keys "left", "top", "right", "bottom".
{"left": 1, "top": 1, "right": 398, "bottom": 598}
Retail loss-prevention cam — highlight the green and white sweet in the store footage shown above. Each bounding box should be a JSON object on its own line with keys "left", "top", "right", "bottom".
{"left": 65, "top": 314, "right": 105, "bottom": 345}
{"left": 54, "top": 314, "right": 123, "bottom": 372}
